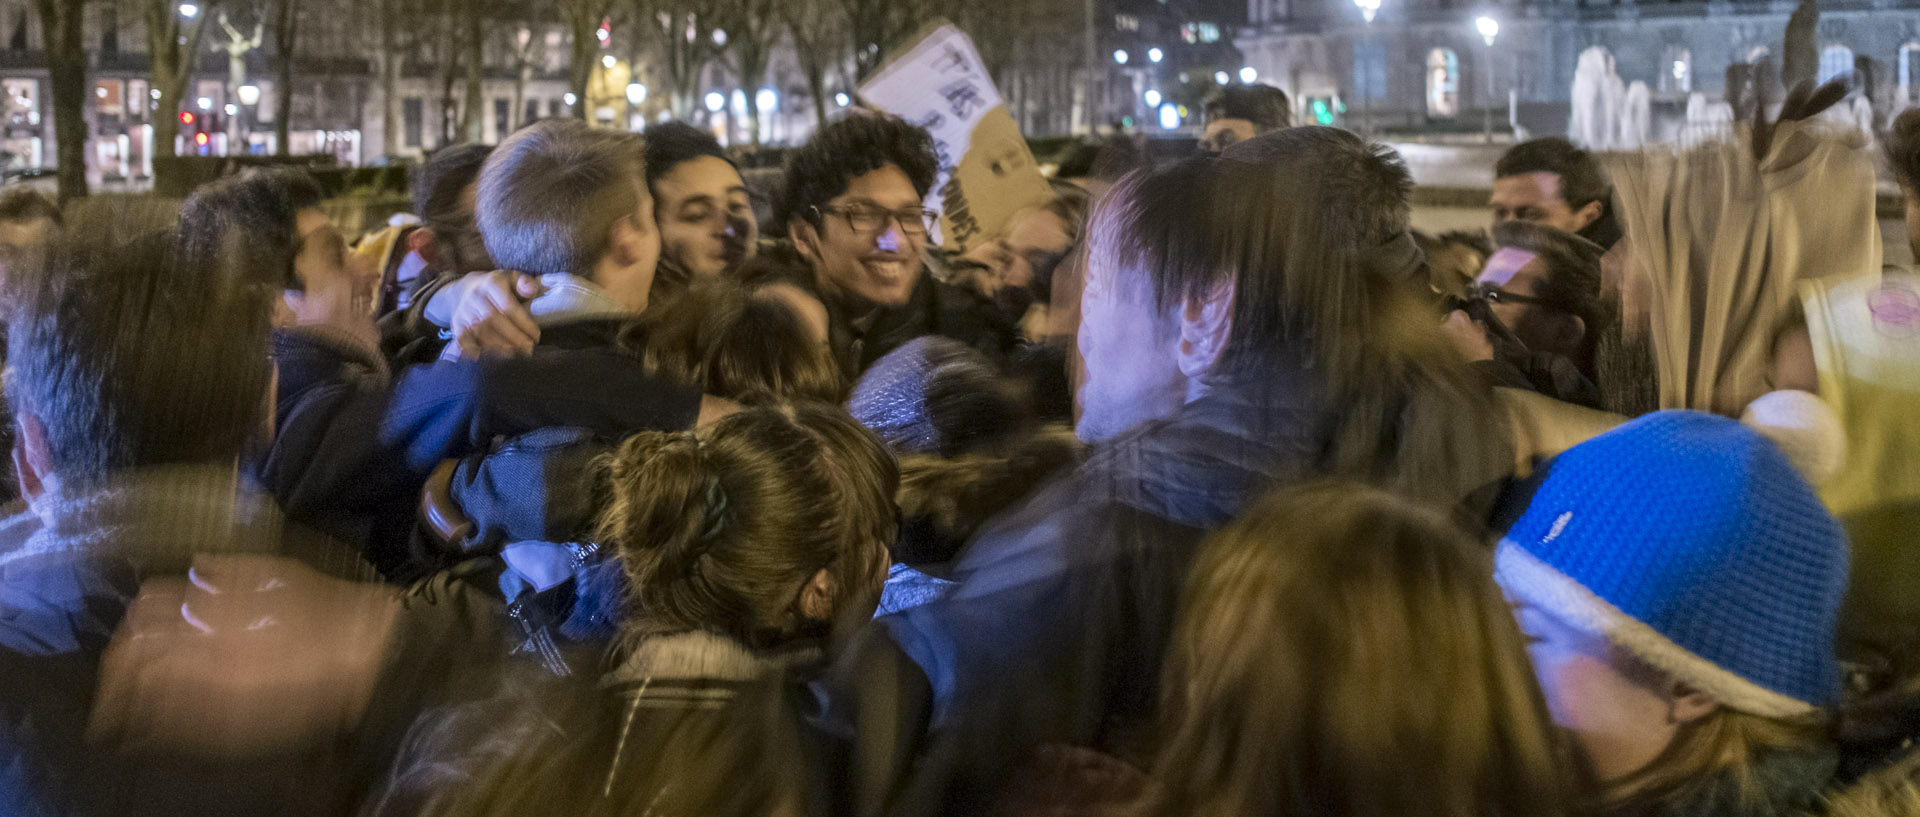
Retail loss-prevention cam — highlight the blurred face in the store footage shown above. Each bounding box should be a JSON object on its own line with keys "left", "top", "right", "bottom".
{"left": 1491, "top": 172, "right": 1599, "bottom": 234}
{"left": 1477, "top": 248, "right": 1548, "bottom": 335}
{"left": 997, "top": 209, "right": 1072, "bottom": 292}
{"left": 1512, "top": 600, "right": 1685, "bottom": 786}
{"left": 794, "top": 164, "right": 929, "bottom": 312}
{"left": 654, "top": 156, "right": 757, "bottom": 279}
{"left": 1075, "top": 216, "right": 1185, "bottom": 442}
{"left": 1201, "top": 119, "right": 1259, "bottom": 154}
{"left": 295, "top": 208, "right": 377, "bottom": 310}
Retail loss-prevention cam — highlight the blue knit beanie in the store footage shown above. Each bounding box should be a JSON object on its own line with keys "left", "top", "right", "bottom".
{"left": 1494, "top": 410, "right": 1849, "bottom": 716}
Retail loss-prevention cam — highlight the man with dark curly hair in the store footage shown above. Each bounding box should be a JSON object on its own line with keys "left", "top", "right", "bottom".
{"left": 776, "top": 113, "right": 1015, "bottom": 378}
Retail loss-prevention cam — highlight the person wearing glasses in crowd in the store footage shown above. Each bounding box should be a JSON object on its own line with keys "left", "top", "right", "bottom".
{"left": 777, "top": 114, "right": 1016, "bottom": 379}
{"left": 1445, "top": 220, "right": 1612, "bottom": 410}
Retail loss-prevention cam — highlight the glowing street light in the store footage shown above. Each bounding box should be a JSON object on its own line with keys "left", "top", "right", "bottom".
{"left": 224, "top": 103, "right": 237, "bottom": 116}
{"left": 196, "top": 96, "right": 213, "bottom": 111}
{"left": 563, "top": 92, "right": 578, "bottom": 107}
{"left": 1113, "top": 49, "right": 1129, "bottom": 65}
{"left": 602, "top": 54, "right": 618, "bottom": 69}
{"left": 1356, "top": 0, "right": 1381, "bottom": 23}
{"left": 834, "top": 92, "right": 851, "bottom": 108}
{"left": 1158, "top": 103, "right": 1180, "bottom": 130}
{"left": 755, "top": 88, "right": 778, "bottom": 112}
{"left": 1239, "top": 66, "right": 1258, "bottom": 83}
{"left": 626, "top": 83, "right": 648, "bottom": 105}
{"left": 178, "top": 3, "right": 199, "bottom": 18}
{"left": 704, "top": 92, "right": 726, "bottom": 113}
{"left": 237, "top": 84, "right": 260, "bottom": 105}
{"left": 1213, "top": 70, "right": 1229, "bottom": 85}
{"left": 1144, "top": 88, "right": 1162, "bottom": 107}
{"left": 1147, "top": 47, "right": 1164, "bottom": 63}
{"left": 1475, "top": 15, "right": 1501, "bottom": 144}
{"left": 712, "top": 29, "right": 728, "bottom": 46}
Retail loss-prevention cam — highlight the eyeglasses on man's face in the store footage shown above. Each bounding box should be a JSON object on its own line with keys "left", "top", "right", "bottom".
{"left": 814, "top": 203, "right": 937, "bottom": 237}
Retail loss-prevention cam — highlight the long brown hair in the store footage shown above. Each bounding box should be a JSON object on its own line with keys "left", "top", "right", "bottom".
{"left": 1147, "top": 482, "right": 1580, "bottom": 817}
{"left": 593, "top": 403, "right": 898, "bottom": 647}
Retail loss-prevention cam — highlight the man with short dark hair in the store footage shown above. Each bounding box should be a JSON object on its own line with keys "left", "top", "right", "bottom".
{"left": 1446, "top": 221, "right": 1610, "bottom": 408}
{"left": 1491, "top": 137, "right": 1621, "bottom": 248}
{"left": 778, "top": 114, "right": 1014, "bottom": 377}
{"left": 362, "top": 143, "right": 495, "bottom": 319}
{"left": 644, "top": 121, "right": 758, "bottom": 304}
{"left": 1199, "top": 83, "right": 1291, "bottom": 153}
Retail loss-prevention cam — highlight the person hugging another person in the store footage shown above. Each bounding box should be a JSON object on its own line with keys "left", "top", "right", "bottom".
{"left": 642, "top": 121, "right": 759, "bottom": 309}
{"left": 380, "top": 404, "right": 899, "bottom": 817}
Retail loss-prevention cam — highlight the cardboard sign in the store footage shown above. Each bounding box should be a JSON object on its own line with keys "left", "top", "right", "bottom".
{"left": 857, "top": 21, "right": 1054, "bottom": 253}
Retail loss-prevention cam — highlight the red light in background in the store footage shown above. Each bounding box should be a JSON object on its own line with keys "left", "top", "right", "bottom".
{"left": 179, "top": 111, "right": 194, "bottom": 125}
{"left": 194, "top": 132, "right": 210, "bottom": 147}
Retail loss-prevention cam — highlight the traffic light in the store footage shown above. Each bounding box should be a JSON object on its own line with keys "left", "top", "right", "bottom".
{"left": 179, "top": 111, "right": 194, "bottom": 126}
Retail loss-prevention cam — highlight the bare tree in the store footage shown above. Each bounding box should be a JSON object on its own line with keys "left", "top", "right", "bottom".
{"left": 631, "top": 0, "right": 726, "bottom": 121}
{"left": 32, "top": 0, "right": 90, "bottom": 200}
{"left": 559, "top": 0, "right": 618, "bottom": 120}
{"left": 138, "top": 0, "right": 215, "bottom": 163}
{"left": 836, "top": 0, "right": 929, "bottom": 80}
{"left": 715, "top": 0, "right": 778, "bottom": 144}
{"left": 781, "top": 0, "right": 845, "bottom": 127}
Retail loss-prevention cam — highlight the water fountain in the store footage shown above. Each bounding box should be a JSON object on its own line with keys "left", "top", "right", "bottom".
{"left": 1569, "top": 46, "right": 1627, "bottom": 149}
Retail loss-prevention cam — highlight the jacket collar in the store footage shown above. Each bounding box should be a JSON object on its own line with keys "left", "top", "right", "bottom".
{"left": 529, "top": 273, "right": 632, "bottom": 326}
{"left": 607, "top": 629, "right": 821, "bottom": 686}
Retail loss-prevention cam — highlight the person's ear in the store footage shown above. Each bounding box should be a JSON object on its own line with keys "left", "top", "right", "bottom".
{"left": 1572, "top": 200, "right": 1604, "bottom": 232}
{"left": 1666, "top": 680, "right": 1720, "bottom": 725}
{"left": 797, "top": 567, "right": 838, "bottom": 622}
{"left": 607, "top": 217, "right": 644, "bottom": 268}
{"left": 790, "top": 220, "right": 822, "bottom": 266}
{"left": 1549, "top": 312, "right": 1587, "bottom": 351}
{"left": 1177, "top": 281, "right": 1235, "bottom": 379}
{"left": 14, "top": 413, "right": 52, "bottom": 510}
{"left": 407, "top": 226, "right": 441, "bottom": 269}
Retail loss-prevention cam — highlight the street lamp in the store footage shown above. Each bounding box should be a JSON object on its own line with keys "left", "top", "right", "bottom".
{"left": 1214, "top": 70, "right": 1229, "bottom": 85}
{"left": 705, "top": 92, "right": 726, "bottom": 112}
{"left": 237, "top": 84, "right": 260, "bottom": 106}
{"left": 563, "top": 92, "right": 578, "bottom": 107}
{"left": 626, "top": 83, "right": 647, "bottom": 105}
{"left": 197, "top": 96, "right": 213, "bottom": 111}
{"left": 1113, "top": 49, "right": 1129, "bottom": 65}
{"left": 1355, "top": 0, "right": 1381, "bottom": 134}
{"left": 602, "top": 54, "right": 617, "bottom": 69}
{"left": 1144, "top": 88, "right": 1162, "bottom": 107}
{"left": 1147, "top": 47, "right": 1164, "bottom": 63}
{"left": 1239, "top": 66, "right": 1258, "bottom": 84}
{"left": 755, "top": 88, "right": 778, "bottom": 111}
{"left": 178, "top": 3, "right": 199, "bottom": 18}
{"left": 1158, "top": 103, "right": 1180, "bottom": 130}
{"left": 1475, "top": 15, "right": 1500, "bottom": 143}
{"left": 834, "top": 92, "right": 851, "bottom": 108}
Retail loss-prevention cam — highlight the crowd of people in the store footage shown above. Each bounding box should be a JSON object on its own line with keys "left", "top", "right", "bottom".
{"left": 0, "top": 75, "right": 1918, "bottom": 817}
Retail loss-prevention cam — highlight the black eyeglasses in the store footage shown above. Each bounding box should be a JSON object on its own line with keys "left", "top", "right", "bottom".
{"left": 1472, "top": 282, "right": 1559, "bottom": 309}
{"left": 814, "top": 204, "right": 937, "bottom": 237}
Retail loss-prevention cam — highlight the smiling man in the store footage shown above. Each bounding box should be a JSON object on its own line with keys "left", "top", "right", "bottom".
{"left": 778, "top": 114, "right": 1015, "bottom": 378}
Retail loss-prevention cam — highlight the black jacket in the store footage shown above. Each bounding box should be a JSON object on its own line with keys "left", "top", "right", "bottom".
{"left": 263, "top": 326, "right": 699, "bottom": 579}
{"left": 829, "top": 270, "right": 1018, "bottom": 379}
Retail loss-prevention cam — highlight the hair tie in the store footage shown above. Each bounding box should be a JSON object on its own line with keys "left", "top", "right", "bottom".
{"left": 695, "top": 472, "right": 729, "bottom": 552}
